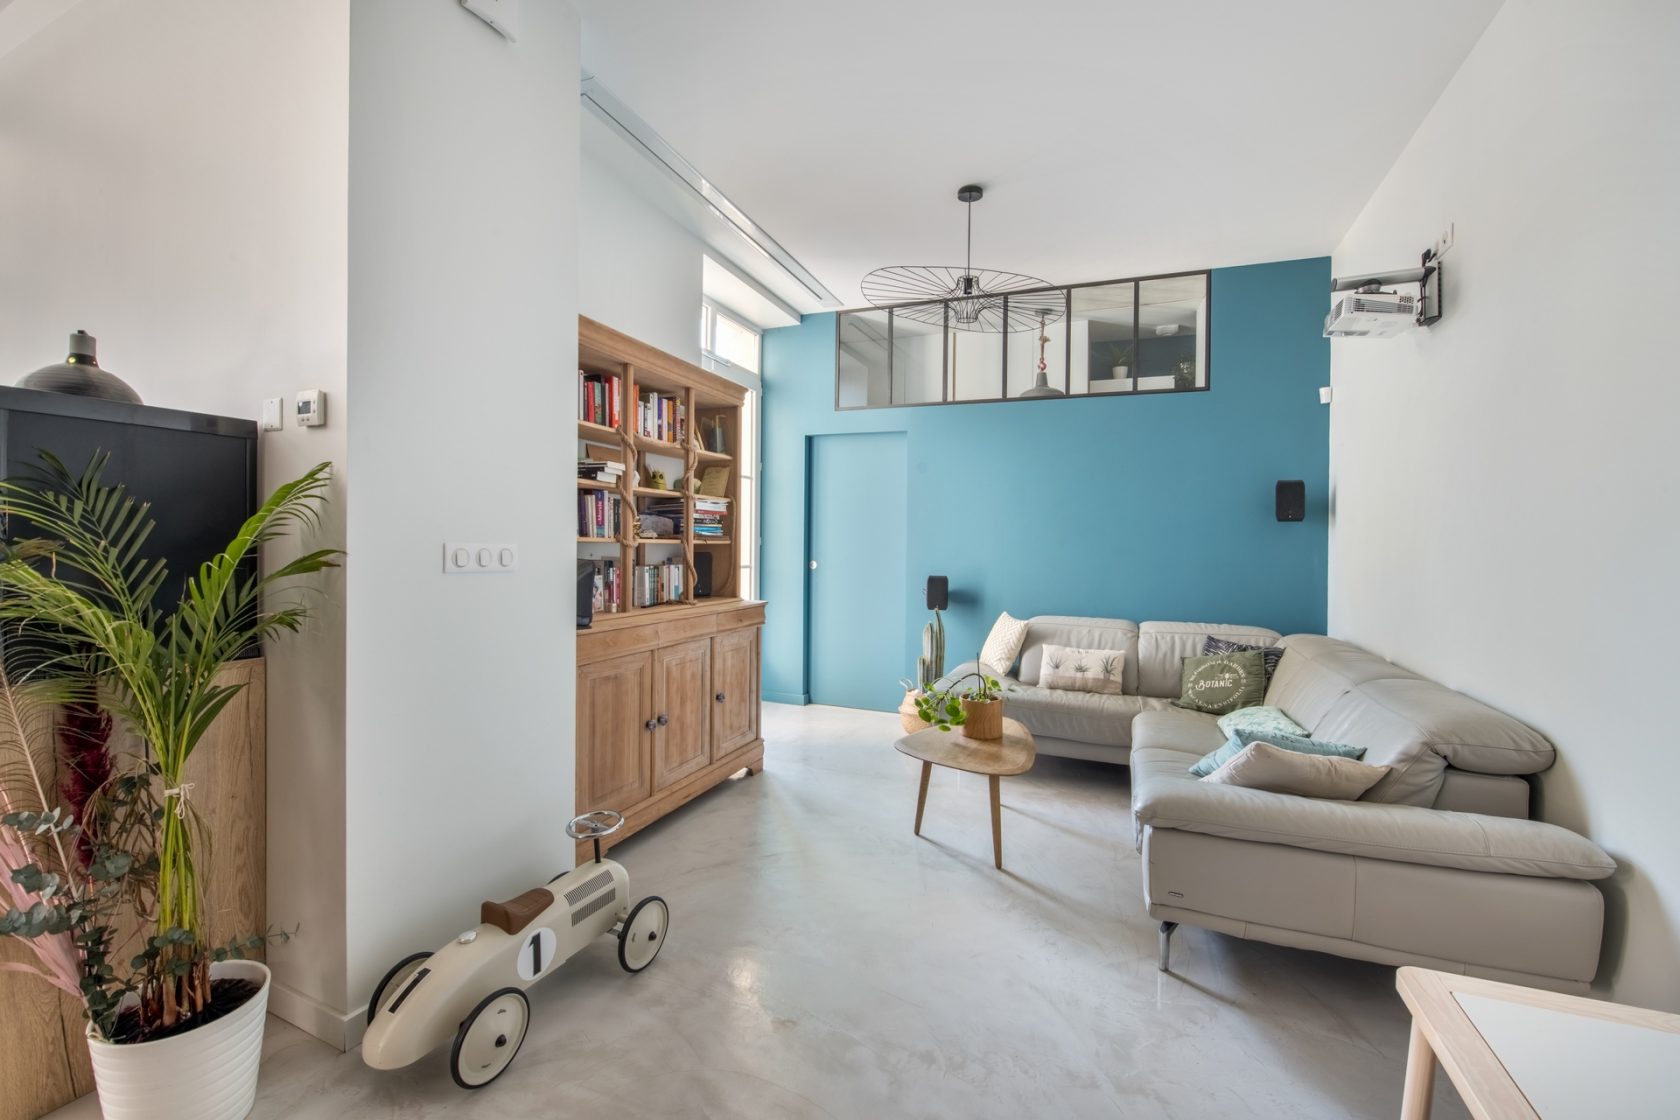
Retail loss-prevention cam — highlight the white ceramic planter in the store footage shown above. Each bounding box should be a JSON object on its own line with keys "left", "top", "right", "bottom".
{"left": 87, "top": 960, "right": 270, "bottom": 1120}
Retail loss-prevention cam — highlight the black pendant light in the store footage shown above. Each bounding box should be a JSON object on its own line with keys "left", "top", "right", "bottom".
{"left": 18, "top": 330, "right": 142, "bottom": 404}
{"left": 861, "top": 185, "right": 1063, "bottom": 333}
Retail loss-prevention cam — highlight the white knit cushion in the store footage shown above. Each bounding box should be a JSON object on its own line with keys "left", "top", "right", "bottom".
{"left": 979, "top": 612, "right": 1030, "bottom": 675}
{"left": 1204, "top": 741, "right": 1389, "bottom": 800}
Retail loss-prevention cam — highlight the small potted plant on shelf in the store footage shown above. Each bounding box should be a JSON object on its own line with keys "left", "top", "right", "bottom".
{"left": 912, "top": 667, "right": 1006, "bottom": 741}
{"left": 0, "top": 452, "right": 339, "bottom": 1120}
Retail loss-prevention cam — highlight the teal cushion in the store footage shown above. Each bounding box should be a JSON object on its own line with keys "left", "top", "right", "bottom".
{"left": 1216, "top": 705, "right": 1307, "bottom": 742}
{"left": 1190, "top": 728, "right": 1366, "bottom": 778}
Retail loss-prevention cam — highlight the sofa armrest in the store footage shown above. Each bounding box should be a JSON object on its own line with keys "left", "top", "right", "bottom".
{"left": 934, "top": 661, "right": 1017, "bottom": 691}
{"left": 1130, "top": 747, "right": 1615, "bottom": 881}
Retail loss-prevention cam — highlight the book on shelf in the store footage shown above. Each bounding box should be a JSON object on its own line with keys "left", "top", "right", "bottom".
{"left": 632, "top": 559, "right": 685, "bottom": 608}
{"left": 578, "top": 459, "right": 624, "bottom": 483}
{"left": 578, "top": 369, "right": 621, "bottom": 428}
{"left": 693, "top": 495, "right": 727, "bottom": 538}
{"left": 589, "top": 557, "right": 621, "bottom": 614}
{"left": 636, "top": 391, "right": 686, "bottom": 445}
{"left": 578, "top": 490, "right": 624, "bottom": 539}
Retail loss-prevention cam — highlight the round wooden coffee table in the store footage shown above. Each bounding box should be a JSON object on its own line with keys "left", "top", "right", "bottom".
{"left": 894, "top": 716, "right": 1036, "bottom": 870}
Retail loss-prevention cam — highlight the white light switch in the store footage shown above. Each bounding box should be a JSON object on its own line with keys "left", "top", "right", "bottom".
{"left": 443, "top": 543, "right": 519, "bottom": 573}
{"left": 260, "top": 397, "right": 284, "bottom": 431}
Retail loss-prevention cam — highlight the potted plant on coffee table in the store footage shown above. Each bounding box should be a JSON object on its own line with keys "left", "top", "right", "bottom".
{"left": 0, "top": 452, "right": 338, "bottom": 1120}
{"left": 912, "top": 668, "right": 1006, "bottom": 741}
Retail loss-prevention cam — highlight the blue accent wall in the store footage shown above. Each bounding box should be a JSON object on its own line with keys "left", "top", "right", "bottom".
{"left": 761, "top": 257, "right": 1331, "bottom": 710}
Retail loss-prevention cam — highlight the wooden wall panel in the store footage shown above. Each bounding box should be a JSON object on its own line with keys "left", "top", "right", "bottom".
{"left": 0, "top": 659, "right": 265, "bottom": 1120}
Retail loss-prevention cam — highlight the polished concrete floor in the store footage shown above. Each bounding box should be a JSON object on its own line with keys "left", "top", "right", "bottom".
{"left": 53, "top": 703, "right": 1468, "bottom": 1119}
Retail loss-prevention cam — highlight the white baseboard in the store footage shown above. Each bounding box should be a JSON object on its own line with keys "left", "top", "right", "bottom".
{"left": 267, "top": 980, "right": 367, "bottom": 1052}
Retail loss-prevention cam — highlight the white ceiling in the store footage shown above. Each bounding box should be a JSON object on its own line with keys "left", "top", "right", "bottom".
{"left": 578, "top": 0, "right": 1502, "bottom": 309}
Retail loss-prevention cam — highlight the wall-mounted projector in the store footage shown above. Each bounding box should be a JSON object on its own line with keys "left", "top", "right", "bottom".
{"left": 1324, "top": 289, "right": 1418, "bottom": 338}
{"left": 1326, "top": 248, "right": 1444, "bottom": 338}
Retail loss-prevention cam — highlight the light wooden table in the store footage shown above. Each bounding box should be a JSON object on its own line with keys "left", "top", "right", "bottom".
{"left": 894, "top": 716, "right": 1035, "bottom": 869}
{"left": 1396, "top": 966, "right": 1680, "bottom": 1119}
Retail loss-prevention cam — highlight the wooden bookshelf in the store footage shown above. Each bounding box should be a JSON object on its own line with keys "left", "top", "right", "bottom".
{"left": 574, "top": 315, "right": 762, "bottom": 861}
{"left": 576, "top": 315, "right": 749, "bottom": 614}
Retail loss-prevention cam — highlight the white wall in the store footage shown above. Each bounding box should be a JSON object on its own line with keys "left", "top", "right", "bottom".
{"left": 343, "top": 0, "right": 579, "bottom": 1036}
{"left": 581, "top": 147, "right": 704, "bottom": 363}
{"left": 1329, "top": 0, "right": 1680, "bottom": 1008}
{"left": 0, "top": 0, "right": 352, "bottom": 1029}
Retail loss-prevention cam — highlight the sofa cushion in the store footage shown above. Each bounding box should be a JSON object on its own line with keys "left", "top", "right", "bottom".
{"left": 1312, "top": 677, "right": 1557, "bottom": 806}
{"left": 1017, "top": 617, "right": 1139, "bottom": 693}
{"left": 1173, "top": 650, "right": 1267, "bottom": 714}
{"left": 1265, "top": 633, "right": 1422, "bottom": 731}
{"left": 1137, "top": 621, "right": 1282, "bottom": 698}
{"left": 1203, "top": 636, "right": 1285, "bottom": 684}
{"left": 1039, "top": 645, "right": 1126, "bottom": 694}
{"left": 1204, "top": 742, "right": 1390, "bottom": 800}
{"left": 1001, "top": 682, "right": 1168, "bottom": 748}
{"left": 1189, "top": 728, "right": 1366, "bottom": 778}
{"left": 1130, "top": 746, "right": 1614, "bottom": 880}
{"left": 979, "top": 611, "right": 1031, "bottom": 676}
{"left": 1131, "top": 707, "right": 1228, "bottom": 755}
{"left": 1217, "top": 705, "right": 1308, "bottom": 742}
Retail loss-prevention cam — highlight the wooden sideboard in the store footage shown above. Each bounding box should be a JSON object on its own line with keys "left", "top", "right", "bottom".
{"left": 0, "top": 658, "right": 266, "bottom": 1120}
{"left": 576, "top": 600, "right": 763, "bottom": 864}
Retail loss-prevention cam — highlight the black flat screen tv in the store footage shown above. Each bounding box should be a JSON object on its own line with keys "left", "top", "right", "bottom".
{"left": 0, "top": 386, "right": 259, "bottom": 630}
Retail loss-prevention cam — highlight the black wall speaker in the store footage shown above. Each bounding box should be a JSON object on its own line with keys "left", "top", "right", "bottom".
{"left": 577, "top": 560, "right": 595, "bottom": 629}
{"left": 694, "top": 551, "right": 713, "bottom": 598}
{"left": 926, "top": 575, "right": 949, "bottom": 611}
{"left": 1276, "top": 480, "right": 1306, "bottom": 522}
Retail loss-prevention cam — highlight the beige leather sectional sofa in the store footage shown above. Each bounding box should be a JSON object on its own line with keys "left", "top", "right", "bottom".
{"left": 951, "top": 617, "right": 1616, "bottom": 990}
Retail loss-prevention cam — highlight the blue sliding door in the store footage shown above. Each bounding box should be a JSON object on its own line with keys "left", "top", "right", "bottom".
{"left": 807, "top": 432, "right": 907, "bottom": 711}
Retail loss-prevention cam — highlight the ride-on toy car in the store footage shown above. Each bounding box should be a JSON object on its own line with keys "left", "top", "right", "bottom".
{"left": 362, "top": 810, "right": 668, "bottom": 1088}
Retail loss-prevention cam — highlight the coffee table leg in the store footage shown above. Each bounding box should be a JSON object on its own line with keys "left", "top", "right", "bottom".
{"left": 1399, "top": 1019, "right": 1436, "bottom": 1120}
{"left": 989, "top": 774, "right": 1002, "bottom": 869}
{"left": 914, "top": 761, "right": 932, "bottom": 836}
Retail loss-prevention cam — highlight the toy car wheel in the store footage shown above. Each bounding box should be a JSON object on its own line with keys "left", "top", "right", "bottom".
{"left": 618, "top": 895, "right": 669, "bottom": 973}
{"left": 450, "top": 987, "right": 530, "bottom": 1089}
{"left": 366, "top": 951, "right": 432, "bottom": 1025}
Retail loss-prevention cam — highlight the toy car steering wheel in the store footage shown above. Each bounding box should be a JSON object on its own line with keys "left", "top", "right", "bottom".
{"left": 566, "top": 810, "right": 624, "bottom": 840}
{"left": 567, "top": 810, "right": 624, "bottom": 863}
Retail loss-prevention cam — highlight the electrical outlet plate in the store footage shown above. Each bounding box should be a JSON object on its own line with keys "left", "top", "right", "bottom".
{"left": 1435, "top": 222, "right": 1455, "bottom": 258}
{"left": 260, "top": 397, "right": 283, "bottom": 432}
{"left": 443, "top": 543, "right": 520, "bottom": 574}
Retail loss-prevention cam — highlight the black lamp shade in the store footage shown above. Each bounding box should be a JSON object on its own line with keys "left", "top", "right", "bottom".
{"left": 19, "top": 331, "right": 142, "bottom": 405}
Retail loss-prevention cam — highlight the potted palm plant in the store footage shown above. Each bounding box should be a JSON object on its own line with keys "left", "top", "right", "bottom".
{"left": 912, "top": 668, "right": 1005, "bottom": 741}
{"left": 0, "top": 452, "right": 338, "bottom": 1120}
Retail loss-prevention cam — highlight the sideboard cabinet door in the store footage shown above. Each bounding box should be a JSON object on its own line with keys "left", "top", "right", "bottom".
{"left": 578, "top": 651, "right": 654, "bottom": 810}
{"left": 711, "top": 626, "right": 759, "bottom": 756}
{"left": 652, "top": 637, "right": 713, "bottom": 791}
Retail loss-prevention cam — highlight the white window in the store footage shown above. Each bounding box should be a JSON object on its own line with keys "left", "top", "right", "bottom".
{"left": 735, "top": 388, "right": 758, "bottom": 599}
{"left": 700, "top": 301, "right": 761, "bottom": 375}
{"left": 699, "top": 302, "right": 761, "bottom": 599}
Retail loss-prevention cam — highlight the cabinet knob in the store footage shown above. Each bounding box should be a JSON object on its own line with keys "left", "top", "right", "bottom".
{"left": 656, "top": 714, "right": 668, "bottom": 727}
{"left": 644, "top": 718, "right": 658, "bottom": 731}
{"left": 715, "top": 692, "right": 726, "bottom": 703}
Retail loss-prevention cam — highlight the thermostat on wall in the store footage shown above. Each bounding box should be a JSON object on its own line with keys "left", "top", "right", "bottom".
{"left": 296, "top": 389, "right": 327, "bottom": 428}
